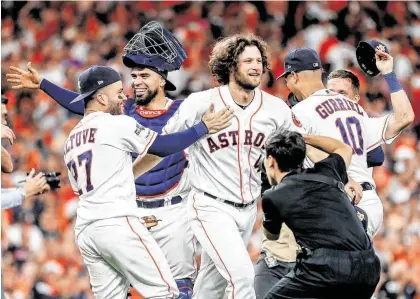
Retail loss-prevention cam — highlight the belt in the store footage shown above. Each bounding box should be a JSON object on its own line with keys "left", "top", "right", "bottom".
{"left": 136, "top": 195, "right": 183, "bottom": 209}
{"left": 203, "top": 192, "right": 257, "bottom": 208}
{"left": 360, "top": 182, "right": 374, "bottom": 191}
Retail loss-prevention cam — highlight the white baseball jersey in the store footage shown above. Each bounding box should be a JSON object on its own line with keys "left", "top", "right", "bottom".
{"left": 163, "top": 85, "right": 297, "bottom": 204}
{"left": 64, "top": 111, "right": 156, "bottom": 235}
{"left": 292, "top": 89, "right": 397, "bottom": 187}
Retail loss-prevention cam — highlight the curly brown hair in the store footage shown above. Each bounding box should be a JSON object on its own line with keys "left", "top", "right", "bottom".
{"left": 208, "top": 34, "right": 271, "bottom": 85}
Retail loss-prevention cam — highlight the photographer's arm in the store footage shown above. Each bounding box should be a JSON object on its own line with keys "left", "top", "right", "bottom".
{"left": 1, "top": 189, "right": 24, "bottom": 209}
{"left": 303, "top": 134, "right": 353, "bottom": 169}
{"left": 1, "top": 146, "right": 13, "bottom": 173}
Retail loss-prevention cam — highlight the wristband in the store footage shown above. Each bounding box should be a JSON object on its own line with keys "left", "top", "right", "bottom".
{"left": 384, "top": 72, "right": 402, "bottom": 93}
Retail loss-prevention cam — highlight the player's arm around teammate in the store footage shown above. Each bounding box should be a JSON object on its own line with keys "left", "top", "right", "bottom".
{"left": 133, "top": 103, "right": 234, "bottom": 178}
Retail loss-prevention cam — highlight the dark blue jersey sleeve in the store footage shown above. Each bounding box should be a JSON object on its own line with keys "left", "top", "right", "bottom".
{"left": 367, "top": 146, "right": 384, "bottom": 168}
{"left": 148, "top": 122, "right": 208, "bottom": 157}
{"left": 40, "top": 79, "right": 84, "bottom": 115}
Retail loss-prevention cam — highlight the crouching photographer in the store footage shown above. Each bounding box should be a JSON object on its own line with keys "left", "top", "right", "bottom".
{"left": 1, "top": 169, "right": 61, "bottom": 210}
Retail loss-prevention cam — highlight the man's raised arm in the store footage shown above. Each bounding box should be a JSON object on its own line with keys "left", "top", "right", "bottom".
{"left": 7, "top": 62, "right": 84, "bottom": 115}
{"left": 376, "top": 50, "right": 415, "bottom": 140}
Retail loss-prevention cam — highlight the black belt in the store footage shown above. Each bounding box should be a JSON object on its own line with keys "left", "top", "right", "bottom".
{"left": 360, "top": 182, "right": 374, "bottom": 191}
{"left": 203, "top": 192, "right": 256, "bottom": 208}
{"left": 136, "top": 195, "right": 183, "bottom": 209}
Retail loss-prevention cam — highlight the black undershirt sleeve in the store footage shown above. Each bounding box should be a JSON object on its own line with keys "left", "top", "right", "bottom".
{"left": 262, "top": 192, "right": 282, "bottom": 240}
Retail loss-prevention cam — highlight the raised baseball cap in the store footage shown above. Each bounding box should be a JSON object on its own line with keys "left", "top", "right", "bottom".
{"left": 356, "top": 40, "right": 390, "bottom": 77}
{"left": 277, "top": 48, "right": 322, "bottom": 79}
{"left": 70, "top": 66, "right": 122, "bottom": 104}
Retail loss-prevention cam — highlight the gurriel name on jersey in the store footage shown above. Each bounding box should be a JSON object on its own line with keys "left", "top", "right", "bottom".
{"left": 315, "top": 97, "right": 365, "bottom": 119}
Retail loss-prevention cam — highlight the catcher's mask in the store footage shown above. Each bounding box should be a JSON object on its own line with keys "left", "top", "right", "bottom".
{"left": 356, "top": 40, "right": 389, "bottom": 77}
{"left": 123, "top": 21, "right": 188, "bottom": 91}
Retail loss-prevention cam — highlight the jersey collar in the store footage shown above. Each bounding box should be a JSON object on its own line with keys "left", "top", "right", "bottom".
{"left": 136, "top": 98, "right": 174, "bottom": 118}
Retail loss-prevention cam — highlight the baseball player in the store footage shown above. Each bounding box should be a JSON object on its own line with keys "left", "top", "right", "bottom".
{"left": 61, "top": 65, "right": 232, "bottom": 298}
{"left": 7, "top": 22, "right": 199, "bottom": 298}
{"left": 279, "top": 46, "right": 414, "bottom": 238}
{"left": 162, "top": 34, "right": 300, "bottom": 299}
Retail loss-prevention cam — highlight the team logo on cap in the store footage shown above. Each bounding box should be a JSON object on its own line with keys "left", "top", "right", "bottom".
{"left": 98, "top": 80, "right": 104, "bottom": 85}
{"left": 375, "top": 44, "right": 386, "bottom": 52}
{"left": 287, "top": 65, "right": 291, "bottom": 69}
{"left": 313, "top": 63, "right": 319, "bottom": 67}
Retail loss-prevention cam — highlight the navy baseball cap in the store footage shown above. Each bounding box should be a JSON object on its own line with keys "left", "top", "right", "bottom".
{"left": 277, "top": 48, "right": 322, "bottom": 79}
{"left": 123, "top": 53, "right": 177, "bottom": 91}
{"left": 356, "top": 40, "right": 389, "bottom": 77}
{"left": 70, "top": 66, "right": 122, "bottom": 104}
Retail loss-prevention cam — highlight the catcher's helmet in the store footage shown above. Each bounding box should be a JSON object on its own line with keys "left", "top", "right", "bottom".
{"left": 123, "top": 21, "right": 187, "bottom": 91}
{"left": 356, "top": 40, "right": 389, "bottom": 77}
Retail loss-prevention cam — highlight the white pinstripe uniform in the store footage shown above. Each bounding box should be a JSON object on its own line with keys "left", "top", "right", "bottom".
{"left": 292, "top": 89, "right": 398, "bottom": 237}
{"left": 64, "top": 112, "right": 178, "bottom": 299}
{"left": 163, "top": 85, "right": 298, "bottom": 299}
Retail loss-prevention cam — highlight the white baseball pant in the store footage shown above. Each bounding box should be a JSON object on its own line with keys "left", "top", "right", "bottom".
{"left": 357, "top": 189, "right": 383, "bottom": 238}
{"left": 188, "top": 190, "right": 257, "bottom": 299}
{"left": 77, "top": 216, "right": 179, "bottom": 299}
{"left": 136, "top": 199, "right": 197, "bottom": 281}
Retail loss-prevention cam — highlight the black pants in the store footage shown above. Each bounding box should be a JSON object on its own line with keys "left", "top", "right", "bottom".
{"left": 254, "top": 252, "right": 296, "bottom": 299}
{"left": 264, "top": 247, "right": 381, "bottom": 299}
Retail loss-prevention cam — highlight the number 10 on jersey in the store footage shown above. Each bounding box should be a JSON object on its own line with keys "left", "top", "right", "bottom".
{"left": 335, "top": 117, "right": 364, "bottom": 155}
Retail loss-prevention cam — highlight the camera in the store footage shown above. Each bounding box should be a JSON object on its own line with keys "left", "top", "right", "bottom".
{"left": 44, "top": 172, "right": 61, "bottom": 190}
{"left": 25, "top": 171, "right": 62, "bottom": 190}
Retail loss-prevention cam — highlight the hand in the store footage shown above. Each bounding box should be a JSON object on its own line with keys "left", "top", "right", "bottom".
{"left": 1, "top": 125, "right": 16, "bottom": 145}
{"left": 202, "top": 104, "right": 234, "bottom": 134}
{"left": 24, "top": 169, "right": 50, "bottom": 199}
{"left": 375, "top": 50, "right": 393, "bottom": 75}
{"left": 6, "top": 62, "right": 42, "bottom": 90}
{"left": 345, "top": 177, "right": 363, "bottom": 205}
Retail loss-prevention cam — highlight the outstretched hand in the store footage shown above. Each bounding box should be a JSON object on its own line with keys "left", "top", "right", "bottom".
{"left": 6, "top": 62, "right": 42, "bottom": 90}
{"left": 202, "top": 103, "right": 234, "bottom": 134}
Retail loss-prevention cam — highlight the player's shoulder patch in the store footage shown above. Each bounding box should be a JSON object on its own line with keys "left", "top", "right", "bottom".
{"left": 292, "top": 112, "right": 302, "bottom": 128}
{"left": 135, "top": 123, "right": 144, "bottom": 136}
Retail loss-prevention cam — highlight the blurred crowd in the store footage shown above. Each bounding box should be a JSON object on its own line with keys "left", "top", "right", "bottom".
{"left": 1, "top": 1, "right": 420, "bottom": 298}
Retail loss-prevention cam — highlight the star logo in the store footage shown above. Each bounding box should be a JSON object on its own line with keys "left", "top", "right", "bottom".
{"left": 375, "top": 44, "right": 386, "bottom": 52}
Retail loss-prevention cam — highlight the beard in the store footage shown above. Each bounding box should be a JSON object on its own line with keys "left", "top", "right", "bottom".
{"left": 108, "top": 100, "right": 123, "bottom": 115}
{"left": 133, "top": 87, "right": 159, "bottom": 106}
{"left": 233, "top": 70, "right": 261, "bottom": 90}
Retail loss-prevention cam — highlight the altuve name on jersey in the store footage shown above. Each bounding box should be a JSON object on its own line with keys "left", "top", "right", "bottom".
{"left": 315, "top": 97, "right": 364, "bottom": 119}
{"left": 64, "top": 128, "right": 98, "bottom": 155}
